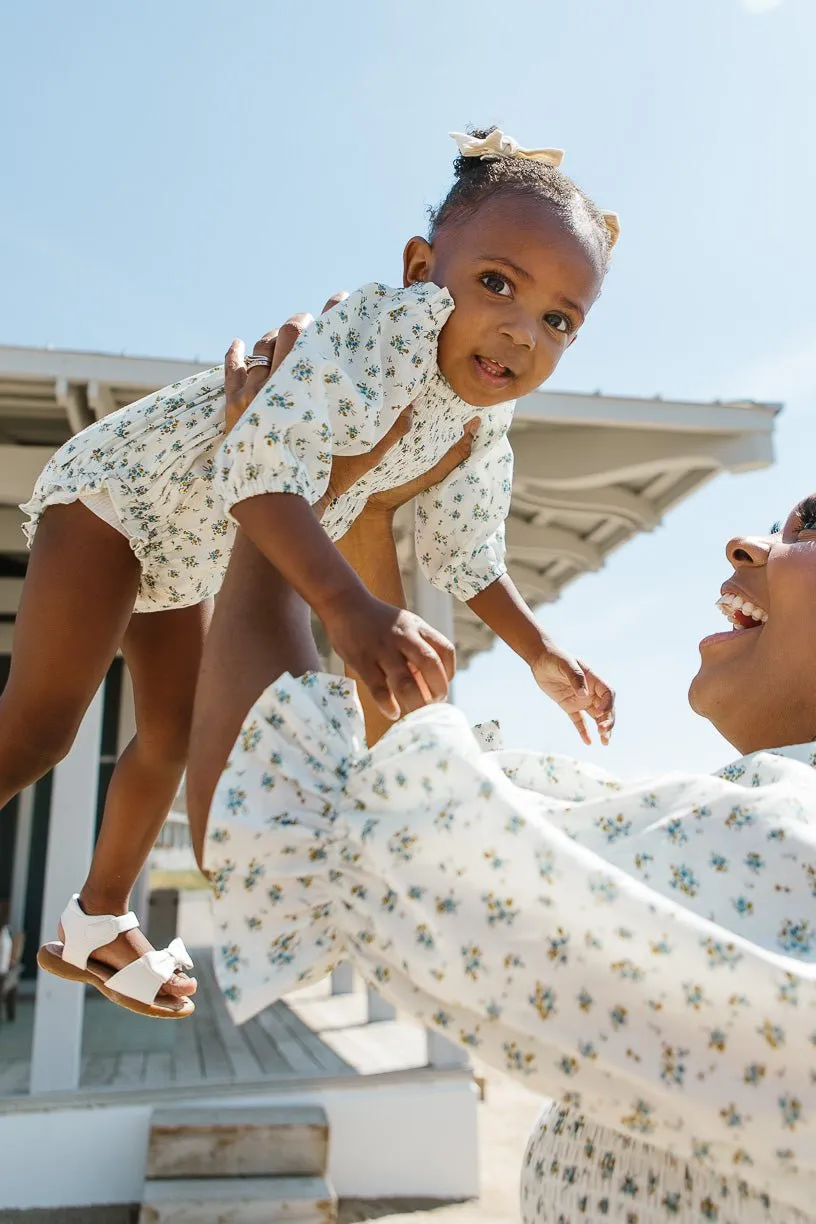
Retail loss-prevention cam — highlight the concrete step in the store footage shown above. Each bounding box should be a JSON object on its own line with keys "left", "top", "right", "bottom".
{"left": 146, "top": 1106, "right": 329, "bottom": 1179}
{"left": 139, "top": 1175, "right": 337, "bottom": 1223}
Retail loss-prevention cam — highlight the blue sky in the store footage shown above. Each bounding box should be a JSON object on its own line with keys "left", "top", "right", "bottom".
{"left": 1, "top": 0, "right": 814, "bottom": 775}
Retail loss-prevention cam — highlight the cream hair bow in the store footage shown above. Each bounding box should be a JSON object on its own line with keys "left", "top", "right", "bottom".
{"left": 449, "top": 129, "right": 620, "bottom": 250}
{"left": 450, "top": 129, "right": 564, "bottom": 167}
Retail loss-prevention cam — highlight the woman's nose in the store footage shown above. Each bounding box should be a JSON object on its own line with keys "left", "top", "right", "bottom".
{"left": 725, "top": 534, "right": 771, "bottom": 568}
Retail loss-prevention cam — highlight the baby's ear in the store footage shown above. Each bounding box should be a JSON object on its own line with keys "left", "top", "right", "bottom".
{"left": 403, "top": 236, "right": 434, "bottom": 288}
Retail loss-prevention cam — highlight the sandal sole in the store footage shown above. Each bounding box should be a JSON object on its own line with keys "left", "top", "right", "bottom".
{"left": 37, "top": 942, "right": 195, "bottom": 1020}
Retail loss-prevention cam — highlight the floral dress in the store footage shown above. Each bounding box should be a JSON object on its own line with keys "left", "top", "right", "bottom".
{"left": 21, "top": 283, "right": 513, "bottom": 611}
{"left": 205, "top": 673, "right": 816, "bottom": 1222}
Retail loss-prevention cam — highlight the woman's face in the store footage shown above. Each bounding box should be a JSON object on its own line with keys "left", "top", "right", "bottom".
{"left": 689, "top": 492, "right": 816, "bottom": 754}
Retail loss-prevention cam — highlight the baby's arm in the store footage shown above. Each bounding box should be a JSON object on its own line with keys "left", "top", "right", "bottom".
{"left": 217, "top": 285, "right": 457, "bottom": 721}
{"left": 467, "top": 576, "right": 615, "bottom": 746}
{"left": 415, "top": 417, "right": 614, "bottom": 744}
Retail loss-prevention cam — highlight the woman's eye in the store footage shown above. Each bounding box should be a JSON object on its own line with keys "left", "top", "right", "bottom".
{"left": 795, "top": 496, "right": 816, "bottom": 533}
{"left": 481, "top": 273, "right": 512, "bottom": 297}
{"left": 544, "top": 312, "right": 570, "bottom": 334}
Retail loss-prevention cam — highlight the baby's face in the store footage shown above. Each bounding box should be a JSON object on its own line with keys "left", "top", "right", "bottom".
{"left": 406, "top": 192, "right": 605, "bottom": 408}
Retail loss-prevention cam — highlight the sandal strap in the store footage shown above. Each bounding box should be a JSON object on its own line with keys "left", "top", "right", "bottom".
{"left": 60, "top": 894, "right": 140, "bottom": 971}
{"left": 105, "top": 938, "right": 194, "bottom": 1006}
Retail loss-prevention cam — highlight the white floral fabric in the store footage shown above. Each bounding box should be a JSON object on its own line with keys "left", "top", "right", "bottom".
{"left": 21, "top": 367, "right": 234, "bottom": 611}
{"left": 21, "top": 283, "right": 513, "bottom": 611}
{"left": 205, "top": 673, "right": 816, "bottom": 1219}
{"left": 216, "top": 281, "right": 513, "bottom": 601}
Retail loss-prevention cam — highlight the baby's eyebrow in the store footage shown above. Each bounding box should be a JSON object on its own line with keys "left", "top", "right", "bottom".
{"left": 478, "top": 255, "right": 533, "bottom": 282}
{"left": 554, "top": 294, "right": 585, "bottom": 324}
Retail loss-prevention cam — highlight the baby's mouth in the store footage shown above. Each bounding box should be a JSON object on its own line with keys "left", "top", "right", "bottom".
{"left": 473, "top": 355, "right": 514, "bottom": 384}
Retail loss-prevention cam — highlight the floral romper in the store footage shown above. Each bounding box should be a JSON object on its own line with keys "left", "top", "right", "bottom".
{"left": 205, "top": 672, "right": 816, "bottom": 1222}
{"left": 21, "top": 283, "right": 513, "bottom": 611}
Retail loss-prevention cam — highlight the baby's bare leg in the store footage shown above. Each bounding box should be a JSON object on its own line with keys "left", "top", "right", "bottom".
{"left": 0, "top": 502, "right": 139, "bottom": 806}
{"left": 75, "top": 602, "right": 212, "bottom": 997}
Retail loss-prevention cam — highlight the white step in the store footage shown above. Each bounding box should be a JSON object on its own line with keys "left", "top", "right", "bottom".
{"left": 146, "top": 1106, "right": 329, "bottom": 1179}
{"left": 139, "top": 1175, "right": 337, "bottom": 1223}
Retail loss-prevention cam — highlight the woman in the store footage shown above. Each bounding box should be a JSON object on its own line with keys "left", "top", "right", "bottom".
{"left": 187, "top": 398, "right": 816, "bottom": 1220}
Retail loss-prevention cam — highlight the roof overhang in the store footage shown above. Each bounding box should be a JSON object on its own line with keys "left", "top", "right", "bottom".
{"left": 0, "top": 345, "right": 779, "bottom": 662}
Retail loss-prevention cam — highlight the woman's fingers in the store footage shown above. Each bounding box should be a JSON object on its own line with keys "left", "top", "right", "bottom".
{"left": 243, "top": 329, "right": 278, "bottom": 401}
{"left": 226, "top": 297, "right": 345, "bottom": 437}
{"left": 322, "top": 291, "right": 349, "bottom": 314}
{"left": 368, "top": 417, "right": 479, "bottom": 512}
{"left": 224, "top": 338, "right": 247, "bottom": 394}
{"left": 415, "top": 417, "right": 479, "bottom": 488}
{"left": 323, "top": 408, "right": 414, "bottom": 506}
{"left": 269, "top": 312, "right": 314, "bottom": 376}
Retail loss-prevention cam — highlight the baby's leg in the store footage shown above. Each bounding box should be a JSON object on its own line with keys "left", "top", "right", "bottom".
{"left": 74, "top": 602, "right": 211, "bottom": 998}
{"left": 186, "top": 532, "right": 319, "bottom": 867}
{"left": 0, "top": 502, "right": 140, "bottom": 806}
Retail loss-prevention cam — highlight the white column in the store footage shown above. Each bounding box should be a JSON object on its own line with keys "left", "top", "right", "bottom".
{"left": 413, "top": 554, "right": 469, "bottom": 1068}
{"left": 413, "top": 570, "right": 456, "bottom": 699}
{"left": 9, "top": 785, "right": 34, "bottom": 931}
{"left": 330, "top": 962, "right": 355, "bottom": 995}
{"left": 116, "top": 666, "right": 149, "bottom": 926}
{"left": 366, "top": 983, "right": 397, "bottom": 1022}
{"left": 30, "top": 686, "right": 104, "bottom": 1094}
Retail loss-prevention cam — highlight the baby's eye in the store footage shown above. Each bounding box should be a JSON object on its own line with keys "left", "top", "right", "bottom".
{"left": 481, "top": 272, "right": 512, "bottom": 297}
{"left": 544, "top": 312, "right": 570, "bottom": 334}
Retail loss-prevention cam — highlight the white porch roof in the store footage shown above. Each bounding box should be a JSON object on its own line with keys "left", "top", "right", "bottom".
{"left": 0, "top": 343, "right": 780, "bottom": 663}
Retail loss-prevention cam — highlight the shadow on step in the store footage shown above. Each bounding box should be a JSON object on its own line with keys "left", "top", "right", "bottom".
{"left": 340, "top": 1200, "right": 469, "bottom": 1221}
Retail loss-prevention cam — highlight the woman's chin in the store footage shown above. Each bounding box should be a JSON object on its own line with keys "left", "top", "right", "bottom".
{"left": 687, "top": 664, "right": 751, "bottom": 750}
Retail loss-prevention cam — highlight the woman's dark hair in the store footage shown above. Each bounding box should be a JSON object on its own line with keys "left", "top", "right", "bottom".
{"left": 428, "top": 126, "right": 612, "bottom": 261}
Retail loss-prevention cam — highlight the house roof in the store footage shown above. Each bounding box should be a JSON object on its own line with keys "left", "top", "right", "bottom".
{"left": 0, "top": 344, "right": 779, "bottom": 661}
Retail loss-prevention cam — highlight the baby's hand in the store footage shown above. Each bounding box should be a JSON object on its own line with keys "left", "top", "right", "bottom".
{"left": 531, "top": 643, "right": 615, "bottom": 746}
{"left": 322, "top": 590, "right": 455, "bottom": 721}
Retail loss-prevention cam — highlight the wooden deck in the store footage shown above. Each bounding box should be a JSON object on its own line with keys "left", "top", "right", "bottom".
{"left": 0, "top": 953, "right": 428, "bottom": 1100}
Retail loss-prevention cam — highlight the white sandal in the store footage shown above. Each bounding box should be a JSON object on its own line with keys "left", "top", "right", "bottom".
{"left": 37, "top": 895, "right": 195, "bottom": 1019}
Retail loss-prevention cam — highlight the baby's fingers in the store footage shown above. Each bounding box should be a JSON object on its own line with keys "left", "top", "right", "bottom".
{"left": 566, "top": 708, "right": 592, "bottom": 747}
{"left": 399, "top": 632, "right": 451, "bottom": 704}
{"left": 359, "top": 660, "right": 401, "bottom": 723}
{"left": 580, "top": 662, "right": 616, "bottom": 744}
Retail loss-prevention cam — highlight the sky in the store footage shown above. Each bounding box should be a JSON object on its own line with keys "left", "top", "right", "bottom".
{"left": 1, "top": 0, "right": 814, "bottom": 777}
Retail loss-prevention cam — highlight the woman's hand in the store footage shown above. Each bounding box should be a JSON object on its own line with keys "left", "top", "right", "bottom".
{"left": 223, "top": 291, "right": 348, "bottom": 433}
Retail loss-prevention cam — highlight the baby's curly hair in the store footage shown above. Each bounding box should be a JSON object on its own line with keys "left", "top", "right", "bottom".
{"left": 429, "top": 126, "right": 612, "bottom": 262}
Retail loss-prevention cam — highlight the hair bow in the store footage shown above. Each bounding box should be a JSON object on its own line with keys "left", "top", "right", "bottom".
{"left": 450, "top": 129, "right": 564, "bottom": 167}
{"left": 602, "top": 212, "right": 621, "bottom": 249}
{"left": 449, "top": 130, "right": 620, "bottom": 250}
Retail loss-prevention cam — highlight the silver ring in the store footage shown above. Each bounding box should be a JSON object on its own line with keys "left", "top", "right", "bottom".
{"left": 245, "top": 354, "right": 272, "bottom": 370}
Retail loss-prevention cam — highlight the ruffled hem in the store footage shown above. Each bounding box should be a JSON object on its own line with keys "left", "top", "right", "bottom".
{"left": 521, "top": 1107, "right": 810, "bottom": 1223}
{"left": 428, "top": 558, "right": 508, "bottom": 601}
{"left": 221, "top": 470, "right": 319, "bottom": 520}
{"left": 20, "top": 477, "right": 144, "bottom": 552}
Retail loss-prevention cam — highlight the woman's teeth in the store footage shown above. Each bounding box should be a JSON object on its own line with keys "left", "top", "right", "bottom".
{"left": 716, "top": 593, "right": 768, "bottom": 627}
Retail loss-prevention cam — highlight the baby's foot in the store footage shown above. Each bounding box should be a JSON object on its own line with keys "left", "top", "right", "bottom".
{"left": 58, "top": 901, "right": 196, "bottom": 999}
